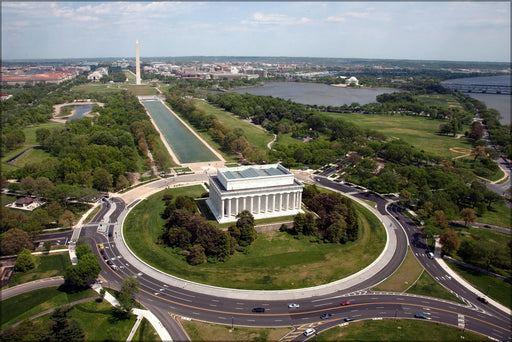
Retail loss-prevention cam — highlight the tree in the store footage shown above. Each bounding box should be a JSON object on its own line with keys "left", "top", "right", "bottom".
{"left": 14, "top": 249, "right": 36, "bottom": 272}
{"left": 459, "top": 208, "right": 477, "bottom": 226}
{"left": 471, "top": 146, "right": 487, "bottom": 161}
{"left": 433, "top": 210, "right": 448, "bottom": 228}
{"left": 75, "top": 244, "right": 92, "bottom": 259}
{"left": 92, "top": 167, "right": 113, "bottom": 191}
{"left": 64, "top": 254, "right": 101, "bottom": 288}
{"left": 439, "top": 229, "right": 460, "bottom": 255}
{"left": 187, "top": 244, "right": 206, "bottom": 265}
{"left": 0, "top": 228, "right": 33, "bottom": 255}
{"left": 236, "top": 210, "right": 256, "bottom": 246}
{"left": 117, "top": 275, "right": 139, "bottom": 314}
{"left": 59, "top": 210, "right": 75, "bottom": 227}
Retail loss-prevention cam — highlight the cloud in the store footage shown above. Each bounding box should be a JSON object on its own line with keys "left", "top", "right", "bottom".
{"left": 242, "top": 12, "right": 310, "bottom": 25}
{"left": 326, "top": 16, "right": 345, "bottom": 23}
{"left": 345, "top": 11, "right": 369, "bottom": 18}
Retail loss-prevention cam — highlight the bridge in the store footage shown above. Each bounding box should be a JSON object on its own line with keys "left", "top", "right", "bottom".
{"left": 442, "top": 82, "right": 511, "bottom": 95}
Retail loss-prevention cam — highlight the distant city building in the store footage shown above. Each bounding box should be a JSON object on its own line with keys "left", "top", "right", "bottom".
{"left": 87, "top": 67, "right": 108, "bottom": 82}
{"left": 206, "top": 164, "right": 304, "bottom": 223}
{"left": 1, "top": 70, "right": 78, "bottom": 85}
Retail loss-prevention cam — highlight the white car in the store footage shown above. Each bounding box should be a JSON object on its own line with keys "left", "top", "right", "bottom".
{"left": 288, "top": 303, "right": 300, "bottom": 308}
{"left": 304, "top": 328, "right": 316, "bottom": 336}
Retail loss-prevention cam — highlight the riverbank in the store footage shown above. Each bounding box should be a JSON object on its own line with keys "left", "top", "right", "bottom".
{"left": 52, "top": 101, "right": 104, "bottom": 122}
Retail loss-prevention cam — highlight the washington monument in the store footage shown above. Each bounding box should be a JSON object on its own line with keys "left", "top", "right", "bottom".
{"left": 135, "top": 40, "right": 141, "bottom": 85}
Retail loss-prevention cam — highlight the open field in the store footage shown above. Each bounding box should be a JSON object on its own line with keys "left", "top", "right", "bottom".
{"left": 0, "top": 287, "right": 97, "bottom": 329}
{"left": 8, "top": 252, "right": 71, "bottom": 287}
{"left": 124, "top": 185, "right": 386, "bottom": 290}
{"left": 314, "top": 318, "right": 488, "bottom": 341}
{"left": 181, "top": 319, "right": 292, "bottom": 341}
{"left": 319, "top": 112, "right": 472, "bottom": 159}
{"left": 132, "top": 318, "right": 161, "bottom": 342}
{"left": 446, "top": 261, "right": 512, "bottom": 308}
{"left": 124, "top": 70, "right": 136, "bottom": 81}
{"left": 415, "top": 94, "right": 463, "bottom": 110}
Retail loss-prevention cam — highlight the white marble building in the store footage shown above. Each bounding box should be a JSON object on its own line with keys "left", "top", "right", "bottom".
{"left": 206, "top": 164, "right": 304, "bottom": 223}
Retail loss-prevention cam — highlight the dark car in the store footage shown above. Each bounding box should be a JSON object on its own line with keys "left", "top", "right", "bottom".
{"left": 252, "top": 307, "right": 265, "bottom": 313}
{"left": 106, "top": 260, "right": 113, "bottom": 265}
{"left": 344, "top": 317, "right": 354, "bottom": 322}
{"left": 415, "top": 313, "right": 427, "bottom": 319}
{"left": 477, "top": 296, "right": 489, "bottom": 304}
{"left": 320, "top": 313, "right": 332, "bottom": 320}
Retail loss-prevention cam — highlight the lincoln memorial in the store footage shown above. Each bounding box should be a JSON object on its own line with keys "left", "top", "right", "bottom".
{"left": 206, "top": 164, "right": 304, "bottom": 223}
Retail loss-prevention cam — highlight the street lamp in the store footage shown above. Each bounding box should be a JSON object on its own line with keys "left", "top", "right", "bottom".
{"left": 231, "top": 316, "right": 234, "bottom": 329}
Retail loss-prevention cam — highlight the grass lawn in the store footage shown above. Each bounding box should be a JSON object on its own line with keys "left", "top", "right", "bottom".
{"left": 132, "top": 318, "right": 161, "bottom": 342}
{"left": 8, "top": 252, "right": 71, "bottom": 287}
{"left": 319, "top": 112, "right": 472, "bottom": 160}
{"left": 372, "top": 247, "right": 423, "bottom": 292}
{"left": 407, "top": 270, "right": 462, "bottom": 303}
{"left": 193, "top": 100, "right": 274, "bottom": 157}
{"left": 124, "top": 186, "right": 386, "bottom": 290}
{"left": 181, "top": 319, "right": 291, "bottom": 342}
{"left": 415, "top": 94, "right": 463, "bottom": 110}
{"left": 0, "top": 287, "right": 97, "bottom": 329}
{"left": 9, "top": 147, "right": 53, "bottom": 169}
{"left": 30, "top": 299, "right": 137, "bottom": 342}
{"left": 1, "top": 121, "right": 63, "bottom": 174}
{"left": 445, "top": 261, "right": 512, "bottom": 308}
{"left": 315, "top": 318, "right": 488, "bottom": 341}
{"left": 454, "top": 156, "right": 505, "bottom": 182}
{"left": 124, "top": 70, "right": 136, "bottom": 81}
{"left": 70, "top": 83, "right": 125, "bottom": 94}
{"left": 123, "top": 84, "right": 159, "bottom": 96}
{"left": 476, "top": 202, "right": 511, "bottom": 228}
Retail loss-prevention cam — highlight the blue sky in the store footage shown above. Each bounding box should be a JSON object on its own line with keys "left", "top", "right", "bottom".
{"left": 2, "top": 1, "right": 510, "bottom": 62}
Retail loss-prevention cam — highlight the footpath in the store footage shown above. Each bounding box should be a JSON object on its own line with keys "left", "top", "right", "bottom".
{"left": 91, "top": 284, "right": 173, "bottom": 342}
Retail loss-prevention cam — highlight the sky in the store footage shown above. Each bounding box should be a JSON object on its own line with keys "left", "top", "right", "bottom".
{"left": 2, "top": 1, "right": 510, "bottom": 62}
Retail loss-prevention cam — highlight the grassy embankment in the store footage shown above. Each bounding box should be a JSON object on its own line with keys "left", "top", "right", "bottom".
{"left": 0, "top": 287, "right": 97, "bottom": 329}
{"left": 7, "top": 252, "right": 71, "bottom": 287}
{"left": 123, "top": 185, "right": 386, "bottom": 290}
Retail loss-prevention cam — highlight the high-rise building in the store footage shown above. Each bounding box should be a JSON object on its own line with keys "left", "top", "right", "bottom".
{"left": 135, "top": 40, "right": 141, "bottom": 85}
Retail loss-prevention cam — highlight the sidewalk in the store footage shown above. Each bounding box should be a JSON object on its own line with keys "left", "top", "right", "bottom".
{"left": 92, "top": 285, "right": 173, "bottom": 342}
{"left": 434, "top": 239, "right": 511, "bottom": 315}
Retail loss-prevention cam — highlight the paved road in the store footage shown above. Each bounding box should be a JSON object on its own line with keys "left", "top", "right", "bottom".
{"left": 80, "top": 174, "right": 511, "bottom": 341}
{"left": 1, "top": 276, "right": 65, "bottom": 300}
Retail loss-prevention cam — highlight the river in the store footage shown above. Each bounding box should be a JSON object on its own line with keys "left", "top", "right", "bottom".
{"left": 231, "top": 82, "right": 397, "bottom": 106}
{"left": 442, "top": 76, "right": 511, "bottom": 125}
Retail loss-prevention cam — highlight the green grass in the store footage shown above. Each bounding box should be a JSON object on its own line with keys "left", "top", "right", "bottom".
{"left": 476, "top": 201, "right": 512, "bottom": 228}
{"left": 8, "top": 252, "right": 71, "bottom": 287}
{"left": 407, "top": 270, "right": 462, "bottom": 303}
{"left": 132, "top": 318, "right": 161, "bottom": 342}
{"left": 445, "top": 260, "right": 512, "bottom": 308}
{"left": 192, "top": 100, "right": 274, "bottom": 160}
{"left": 373, "top": 247, "right": 423, "bottom": 292}
{"left": 181, "top": 319, "right": 291, "bottom": 342}
{"left": 454, "top": 156, "right": 505, "bottom": 182}
{"left": 70, "top": 83, "right": 125, "bottom": 94}
{"left": 124, "top": 186, "right": 386, "bottom": 290}
{"left": 1, "top": 121, "right": 63, "bottom": 174}
{"left": 315, "top": 319, "right": 489, "bottom": 341}
{"left": 29, "top": 299, "right": 137, "bottom": 342}
{"left": 415, "top": 94, "right": 463, "bottom": 110}
{"left": 0, "top": 287, "right": 97, "bottom": 329}
{"left": 276, "top": 132, "right": 305, "bottom": 146}
{"left": 124, "top": 70, "right": 136, "bottom": 81}
{"left": 319, "top": 112, "right": 472, "bottom": 159}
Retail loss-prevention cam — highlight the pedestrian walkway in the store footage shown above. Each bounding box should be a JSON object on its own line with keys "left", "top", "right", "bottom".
{"left": 91, "top": 285, "right": 173, "bottom": 342}
{"left": 434, "top": 239, "right": 511, "bottom": 315}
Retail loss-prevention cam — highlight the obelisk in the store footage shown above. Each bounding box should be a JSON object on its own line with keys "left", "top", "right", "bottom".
{"left": 135, "top": 40, "right": 141, "bottom": 85}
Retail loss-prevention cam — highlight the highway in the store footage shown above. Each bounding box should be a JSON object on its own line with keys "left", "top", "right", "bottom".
{"left": 80, "top": 175, "right": 511, "bottom": 341}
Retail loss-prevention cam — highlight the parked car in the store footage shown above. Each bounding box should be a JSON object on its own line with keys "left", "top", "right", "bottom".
{"left": 415, "top": 313, "right": 427, "bottom": 319}
{"left": 288, "top": 303, "right": 300, "bottom": 308}
{"left": 477, "top": 296, "right": 489, "bottom": 304}
{"left": 340, "top": 301, "right": 351, "bottom": 306}
{"left": 303, "top": 328, "right": 316, "bottom": 336}
{"left": 320, "top": 313, "right": 332, "bottom": 320}
{"left": 252, "top": 307, "right": 265, "bottom": 313}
